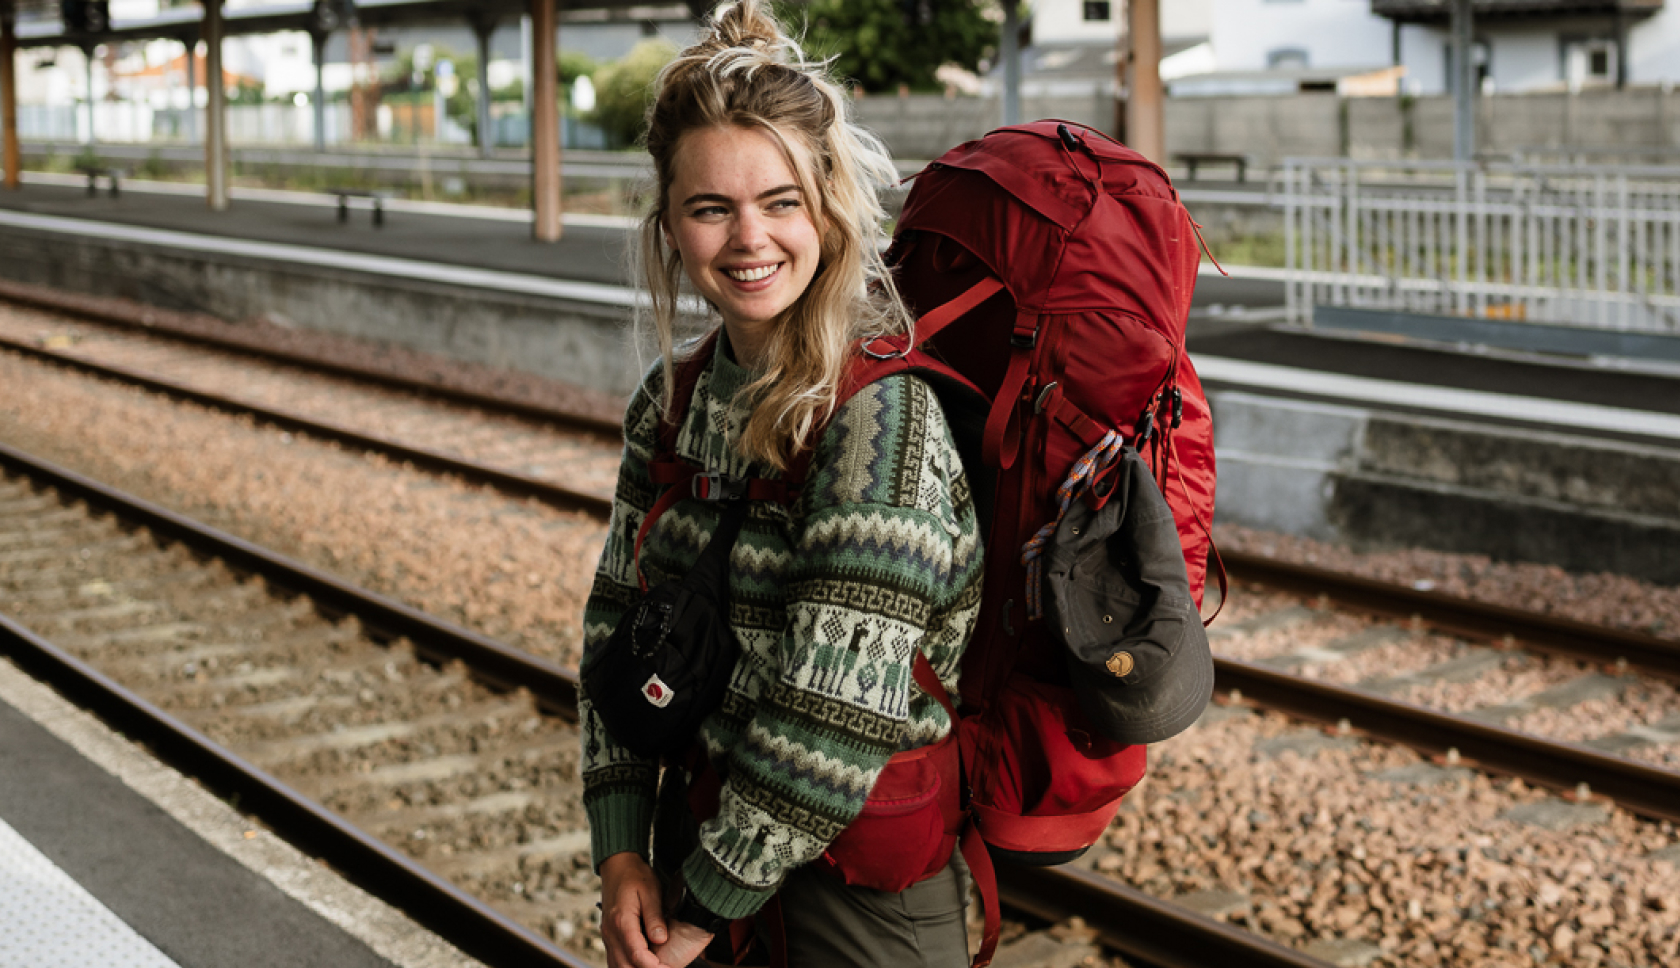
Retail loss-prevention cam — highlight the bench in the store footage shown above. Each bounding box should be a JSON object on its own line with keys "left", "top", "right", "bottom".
{"left": 331, "top": 188, "right": 387, "bottom": 227}
{"left": 75, "top": 165, "right": 129, "bottom": 198}
{"left": 1174, "top": 152, "right": 1249, "bottom": 183}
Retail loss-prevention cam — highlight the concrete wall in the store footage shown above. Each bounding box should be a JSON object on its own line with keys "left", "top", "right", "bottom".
{"left": 1211, "top": 391, "right": 1680, "bottom": 583}
{"left": 0, "top": 225, "right": 652, "bottom": 398}
{"left": 858, "top": 85, "right": 1679, "bottom": 169}
{"left": 853, "top": 92, "right": 1115, "bottom": 161}
{"left": 1165, "top": 93, "right": 1343, "bottom": 163}
{"left": 1168, "top": 87, "right": 1680, "bottom": 166}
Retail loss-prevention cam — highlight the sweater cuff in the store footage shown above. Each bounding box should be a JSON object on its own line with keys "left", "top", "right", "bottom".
{"left": 681, "top": 848, "right": 777, "bottom": 921}
{"left": 587, "top": 792, "right": 655, "bottom": 872}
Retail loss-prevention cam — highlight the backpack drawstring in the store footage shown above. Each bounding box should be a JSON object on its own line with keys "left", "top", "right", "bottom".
{"left": 1020, "top": 429, "right": 1126, "bottom": 621}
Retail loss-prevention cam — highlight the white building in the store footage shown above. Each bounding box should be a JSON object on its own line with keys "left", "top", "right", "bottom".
{"left": 1380, "top": 1, "right": 1680, "bottom": 95}
{"left": 1180, "top": 0, "right": 1680, "bottom": 96}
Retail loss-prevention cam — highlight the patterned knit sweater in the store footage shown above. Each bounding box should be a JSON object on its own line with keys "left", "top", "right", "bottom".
{"left": 579, "top": 334, "right": 984, "bottom": 919}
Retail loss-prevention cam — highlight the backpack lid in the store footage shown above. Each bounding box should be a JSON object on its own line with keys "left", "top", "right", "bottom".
{"left": 898, "top": 120, "right": 1194, "bottom": 328}
{"left": 1044, "top": 446, "right": 1213, "bottom": 745}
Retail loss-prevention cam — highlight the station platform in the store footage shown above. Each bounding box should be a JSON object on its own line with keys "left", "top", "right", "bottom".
{"left": 0, "top": 656, "right": 483, "bottom": 968}
{"left": 0, "top": 177, "right": 634, "bottom": 285}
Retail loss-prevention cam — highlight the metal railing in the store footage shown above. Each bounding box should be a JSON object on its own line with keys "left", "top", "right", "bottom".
{"left": 1282, "top": 158, "right": 1680, "bottom": 333}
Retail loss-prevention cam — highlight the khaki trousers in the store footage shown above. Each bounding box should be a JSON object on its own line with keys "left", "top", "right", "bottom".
{"left": 753, "top": 853, "right": 971, "bottom": 968}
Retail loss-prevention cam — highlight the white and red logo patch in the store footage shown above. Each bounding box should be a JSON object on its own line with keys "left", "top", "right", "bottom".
{"left": 641, "top": 674, "right": 675, "bottom": 708}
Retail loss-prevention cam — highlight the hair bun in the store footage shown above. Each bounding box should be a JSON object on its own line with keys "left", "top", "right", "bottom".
{"left": 709, "top": 1, "right": 789, "bottom": 62}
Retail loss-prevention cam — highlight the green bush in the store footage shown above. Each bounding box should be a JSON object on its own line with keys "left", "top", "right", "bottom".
{"left": 589, "top": 39, "right": 677, "bottom": 148}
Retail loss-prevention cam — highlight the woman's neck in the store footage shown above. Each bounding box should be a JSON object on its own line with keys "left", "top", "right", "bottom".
{"left": 722, "top": 319, "right": 770, "bottom": 372}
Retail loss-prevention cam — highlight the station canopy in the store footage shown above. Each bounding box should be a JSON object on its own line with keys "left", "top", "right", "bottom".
{"left": 8, "top": 0, "right": 705, "bottom": 46}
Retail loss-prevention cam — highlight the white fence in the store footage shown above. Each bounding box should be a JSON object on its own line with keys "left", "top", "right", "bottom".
{"left": 1282, "top": 159, "right": 1680, "bottom": 333}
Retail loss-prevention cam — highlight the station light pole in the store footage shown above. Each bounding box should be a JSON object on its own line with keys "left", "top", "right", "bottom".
{"left": 182, "top": 34, "right": 197, "bottom": 143}
{"left": 1000, "top": 1, "right": 1020, "bottom": 126}
{"left": 1451, "top": 0, "right": 1474, "bottom": 162}
{"left": 2, "top": 2, "right": 19, "bottom": 190}
{"left": 1126, "top": 0, "right": 1164, "bottom": 164}
{"left": 204, "top": 0, "right": 228, "bottom": 210}
{"left": 530, "top": 0, "right": 560, "bottom": 242}
{"left": 311, "top": 30, "right": 328, "bottom": 152}
{"left": 471, "top": 13, "right": 496, "bottom": 159}
{"left": 83, "top": 43, "right": 96, "bottom": 144}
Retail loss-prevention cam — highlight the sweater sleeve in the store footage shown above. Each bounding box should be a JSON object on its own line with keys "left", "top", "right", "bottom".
{"left": 680, "top": 375, "right": 984, "bottom": 918}
{"left": 579, "top": 367, "right": 667, "bottom": 871}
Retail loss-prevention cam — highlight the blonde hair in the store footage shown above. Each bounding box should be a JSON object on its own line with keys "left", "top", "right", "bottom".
{"left": 638, "top": 0, "right": 908, "bottom": 472}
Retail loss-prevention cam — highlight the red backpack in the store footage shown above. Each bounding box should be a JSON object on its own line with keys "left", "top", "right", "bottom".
{"left": 645, "top": 121, "right": 1217, "bottom": 968}
{"left": 884, "top": 120, "right": 1219, "bottom": 963}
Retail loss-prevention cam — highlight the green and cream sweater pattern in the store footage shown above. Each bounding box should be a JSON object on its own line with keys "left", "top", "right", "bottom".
{"left": 579, "top": 335, "right": 984, "bottom": 919}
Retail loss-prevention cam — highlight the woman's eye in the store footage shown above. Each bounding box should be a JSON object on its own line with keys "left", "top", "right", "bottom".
{"left": 769, "top": 198, "right": 801, "bottom": 212}
{"left": 692, "top": 206, "right": 728, "bottom": 219}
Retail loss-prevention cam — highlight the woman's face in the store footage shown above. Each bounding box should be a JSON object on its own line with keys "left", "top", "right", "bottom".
{"left": 664, "top": 124, "right": 823, "bottom": 355}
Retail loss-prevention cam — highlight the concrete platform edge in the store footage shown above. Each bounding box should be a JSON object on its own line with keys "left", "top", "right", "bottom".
{"left": 0, "top": 656, "right": 493, "bottom": 968}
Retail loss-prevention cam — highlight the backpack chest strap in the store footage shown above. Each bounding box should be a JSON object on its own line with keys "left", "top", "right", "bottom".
{"left": 634, "top": 458, "right": 798, "bottom": 593}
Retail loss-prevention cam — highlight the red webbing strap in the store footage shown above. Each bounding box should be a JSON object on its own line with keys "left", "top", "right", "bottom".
{"left": 1175, "top": 462, "right": 1229, "bottom": 627}
{"left": 633, "top": 479, "right": 690, "bottom": 593}
{"left": 910, "top": 650, "right": 954, "bottom": 721}
{"left": 981, "top": 312, "right": 1039, "bottom": 470}
{"left": 961, "top": 822, "right": 1001, "bottom": 968}
{"left": 913, "top": 276, "right": 1006, "bottom": 346}
{"left": 1040, "top": 385, "right": 1108, "bottom": 450}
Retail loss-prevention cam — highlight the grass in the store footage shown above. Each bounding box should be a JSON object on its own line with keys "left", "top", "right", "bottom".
{"left": 1204, "top": 232, "right": 1287, "bottom": 269}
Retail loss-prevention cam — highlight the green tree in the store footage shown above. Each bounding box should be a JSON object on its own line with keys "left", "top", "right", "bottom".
{"left": 589, "top": 39, "right": 678, "bottom": 148}
{"left": 780, "top": 0, "right": 997, "bottom": 94}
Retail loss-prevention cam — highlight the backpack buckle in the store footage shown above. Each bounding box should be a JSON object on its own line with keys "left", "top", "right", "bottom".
{"left": 861, "top": 335, "right": 908, "bottom": 360}
{"left": 691, "top": 473, "right": 747, "bottom": 501}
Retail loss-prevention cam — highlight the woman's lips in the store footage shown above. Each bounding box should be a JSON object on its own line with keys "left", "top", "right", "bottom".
{"left": 723, "top": 263, "right": 782, "bottom": 291}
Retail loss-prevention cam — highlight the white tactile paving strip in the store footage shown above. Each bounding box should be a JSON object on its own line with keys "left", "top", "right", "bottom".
{"left": 0, "top": 816, "right": 181, "bottom": 968}
{"left": 0, "top": 657, "right": 489, "bottom": 968}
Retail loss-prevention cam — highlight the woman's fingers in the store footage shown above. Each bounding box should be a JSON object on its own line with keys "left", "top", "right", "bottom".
{"left": 641, "top": 879, "right": 669, "bottom": 946}
{"left": 598, "top": 854, "right": 669, "bottom": 968}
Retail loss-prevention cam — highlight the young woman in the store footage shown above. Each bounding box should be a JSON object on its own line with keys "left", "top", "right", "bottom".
{"left": 577, "top": 4, "right": 983, "bottom": 967}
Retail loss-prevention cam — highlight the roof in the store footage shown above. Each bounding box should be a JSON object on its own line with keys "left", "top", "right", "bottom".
{"left": 1371, "top": 0, "right": 1663, "bottom": 23}
{"left": 10, "top": 1, "right": 699, "bottom": 47}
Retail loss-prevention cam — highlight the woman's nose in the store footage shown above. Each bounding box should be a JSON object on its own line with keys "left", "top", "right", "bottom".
{"left": 731, "top": 210, "right": 768, "bottom": 250}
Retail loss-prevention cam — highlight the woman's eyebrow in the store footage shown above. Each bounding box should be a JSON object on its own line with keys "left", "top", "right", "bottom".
{"left": 681, "top": 185, "right": 803, "bottom": 207}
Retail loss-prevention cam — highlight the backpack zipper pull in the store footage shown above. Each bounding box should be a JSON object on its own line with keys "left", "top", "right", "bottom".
{"left": 1171, "top": 387, "right": 1184, "bottom": 429}
{"left": 1133, "top": 409, "right": 1156, "bottom": 443}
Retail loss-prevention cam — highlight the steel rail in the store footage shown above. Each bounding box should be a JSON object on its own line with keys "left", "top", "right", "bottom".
{"left": 1222, "top": 550, "right": 1680, "bottom": 681}
{"left": 0, "top": 335, "right": 614, "bottom": 519}
{"left": 1215, "top": 657, "right": 1680, "bottom": 825}
{"left": 0, "top": 278, "right": 623, "bottom": 441}
{"left": 0, "top": 441, "right": 580, "bottom": 714}
{"left": 0, "top": 612, "right": 592, "bottom": 968}
{"left": 0, "top": 442, "right": 1336, "bottom": 968}
{"left": 1000, "top": 865, "right": 1330, "bottom": 968}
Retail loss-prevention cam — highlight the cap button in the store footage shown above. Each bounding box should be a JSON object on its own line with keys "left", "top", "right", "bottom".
{"left": 1105, "top": 651, "right": 1134, "bottom": 677}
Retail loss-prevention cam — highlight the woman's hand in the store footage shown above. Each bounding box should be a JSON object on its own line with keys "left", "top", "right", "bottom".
{"left": 650, "top": 920, "right": 716, "bottom": 968}
{"left": 599, "top": 852, "right": 668, "bottom": 968}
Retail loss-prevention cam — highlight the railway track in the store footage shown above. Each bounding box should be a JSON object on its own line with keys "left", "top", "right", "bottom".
{"left": 4, "top": 288, "right": 1680, "bottom": 964}
{"left": 0, "top": 442, "right": 1329, "bottom": 967}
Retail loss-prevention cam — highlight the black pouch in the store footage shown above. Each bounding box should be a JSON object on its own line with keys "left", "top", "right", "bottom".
{"left": 581, "top": 498, "right": 748, "bottom": 759}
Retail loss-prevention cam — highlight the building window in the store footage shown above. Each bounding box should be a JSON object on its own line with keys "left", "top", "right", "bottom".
{"left": 1561, "top": 37, "right": 1617, "bottom": 90}
{"left": 1267, "top": 48, "right": 1309, "bottom": 70}
{"left": 1083, "top": 1, "right": 1111, "bottom": 22}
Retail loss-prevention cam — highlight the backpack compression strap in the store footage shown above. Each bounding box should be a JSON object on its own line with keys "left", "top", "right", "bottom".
{"left": 632, "top": 331, "right": 796, "bottom": 591}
